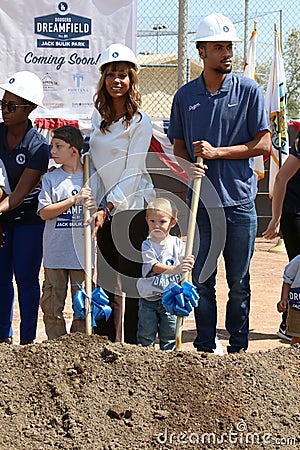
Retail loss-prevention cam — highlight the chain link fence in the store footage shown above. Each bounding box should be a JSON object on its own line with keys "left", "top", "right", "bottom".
{"left": 137, "top": 0, "right": 299, "bottom": 120}
{"left": 138, "top": 0, "right": 300, "bottom": 235}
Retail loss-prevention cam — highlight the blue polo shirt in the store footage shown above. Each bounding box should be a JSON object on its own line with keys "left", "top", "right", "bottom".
{"left": 168, "top": 72, "right": 269, "bottom": 207}
{"left": 0, "top": 120, "right": 50, "bottom": 225}
{"left": 283, "top": 141, "right": 300, "bottom": 215}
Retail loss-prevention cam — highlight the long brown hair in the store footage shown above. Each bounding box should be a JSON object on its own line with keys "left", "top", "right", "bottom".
{"left": 93, "top": 62, "right": 142, "bottom": 133}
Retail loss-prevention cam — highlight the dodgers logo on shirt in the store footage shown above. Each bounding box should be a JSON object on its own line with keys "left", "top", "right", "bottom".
{"left": 16, "top": 154, "right": 26, "bottom": 165}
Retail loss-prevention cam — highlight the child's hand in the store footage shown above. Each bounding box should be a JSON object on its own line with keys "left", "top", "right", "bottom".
{"left": 178, "top": 255, "right": 194, "bottom": 273}
{"left": 277, "top": 298, "right": 288, "bottom": 313}
{"left": 76, "top": 187, "right": 97, "bottom": 214}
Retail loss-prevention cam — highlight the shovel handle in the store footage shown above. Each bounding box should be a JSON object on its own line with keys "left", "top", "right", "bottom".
{"left": 176, "top": 157, "right": 203, "bottom": 350}
{"left": 83, "top": 153, "right": 93, "bottom": 336}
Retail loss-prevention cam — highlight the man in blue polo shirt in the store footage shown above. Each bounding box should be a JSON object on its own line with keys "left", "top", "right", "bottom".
{"left": 168, "top": 13, "right": 270, "bottom": 353}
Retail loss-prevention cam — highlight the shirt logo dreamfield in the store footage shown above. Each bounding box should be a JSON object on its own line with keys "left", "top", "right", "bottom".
{"left": 34, "top": 1, "right": 91, "bottom": 48}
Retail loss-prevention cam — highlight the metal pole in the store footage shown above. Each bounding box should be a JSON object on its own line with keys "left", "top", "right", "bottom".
{"left": 244, "top": 0, "right": 249, "bottom": 62}
{"left": 177, "top": 0, "right": 188, "bottom": 89}
{"left": 279, "top": 10, "right": 283, "bottom": 51}
{"left": 186, "top": 57, "right": 190, "bottom": 84}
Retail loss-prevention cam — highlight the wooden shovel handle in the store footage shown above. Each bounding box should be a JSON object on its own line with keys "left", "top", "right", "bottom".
{"left": 83, "top": 153, "right": 93, "bottom": 335}
{"left": 176, "top": 157, "right": 203, "bottom": 350}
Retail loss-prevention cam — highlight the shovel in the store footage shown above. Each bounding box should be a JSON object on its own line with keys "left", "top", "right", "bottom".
{"left": 73, "top": 152, "right": 112, "bottom": 330}
{"left": 162, "top": 157, "right": 203, "bottom": 350}
{"left": 175, "top": 157, "right": 203, "bottom": 350}
{"left": 83, "top": 152, "right": 93, "bottom": 335}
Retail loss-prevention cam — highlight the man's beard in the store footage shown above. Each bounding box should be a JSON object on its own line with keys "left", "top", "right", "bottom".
{"left": 215, "top": 66, "right": 232, "bottom": 74}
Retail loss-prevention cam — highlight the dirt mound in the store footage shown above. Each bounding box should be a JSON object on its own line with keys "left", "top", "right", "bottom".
{"left": 0, "top": 334, "right": 299, "bottom": 449}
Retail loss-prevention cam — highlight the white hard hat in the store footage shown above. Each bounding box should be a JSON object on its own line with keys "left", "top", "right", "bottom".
{"left": 99, "top": 43, "right": 139, "bottom": 72}
{"left": 0, "top": 71, "right": 44, "bottom": 108}
{"left": 192, "top": 13, "right": 242, "bottom": 43}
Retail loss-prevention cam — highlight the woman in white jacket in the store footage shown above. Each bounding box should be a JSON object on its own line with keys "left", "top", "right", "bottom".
{"left": 89, "top": 43, "right": 155, "bottom": 344}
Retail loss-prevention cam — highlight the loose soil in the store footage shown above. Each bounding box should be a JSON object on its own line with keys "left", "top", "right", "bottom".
{"left": 2, "top": 238, "right": 299, "bottom": 449}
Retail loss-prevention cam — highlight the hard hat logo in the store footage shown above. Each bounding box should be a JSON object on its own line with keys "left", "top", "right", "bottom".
{"left": 8, "top": 78, "right": 15, "bottom": 84}
{"left": 98, "top": 43, "right": 139, "bottom": 73}
{"left": 223, "top": 26, "right": 229, "bottom": 32}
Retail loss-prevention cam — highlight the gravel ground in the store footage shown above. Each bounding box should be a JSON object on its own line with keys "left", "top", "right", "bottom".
{"left": 4, "top": 238, "right": 298, "bottom": 449}
{"left": 0, "top": 334, "right": 299, "bottom": 450}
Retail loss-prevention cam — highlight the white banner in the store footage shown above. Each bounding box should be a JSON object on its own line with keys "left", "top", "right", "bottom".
{"left": 0, "top": 0, "right": 137, "bottom": 119}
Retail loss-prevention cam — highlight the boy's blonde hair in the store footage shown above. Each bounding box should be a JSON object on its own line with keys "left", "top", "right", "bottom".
{"left": 146, "top": 198, "right": 178, "bottom": 220}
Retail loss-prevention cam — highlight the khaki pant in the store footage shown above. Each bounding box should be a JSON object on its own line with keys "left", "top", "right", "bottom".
{"left": 40, "top": 268, "right": 88, "bottom": 340}
{"left": 287, "top": 305, "right": 300, "bottom": 337}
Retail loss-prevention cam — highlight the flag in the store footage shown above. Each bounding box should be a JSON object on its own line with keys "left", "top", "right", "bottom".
{"left": 243, "top": 24, "right": 265, "bottom": 181}
{"left": 150, "top": 119, "right": 188, "bottom": 181}
{"left": 265, "top": 26, "right": 289, "bottom": 197}
{"left": 244, "top": 26, "right": 257, "bottom": 79}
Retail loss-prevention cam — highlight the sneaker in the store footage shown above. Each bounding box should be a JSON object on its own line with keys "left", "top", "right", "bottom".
{"left": 277, "top": 325, "right": 292, "bottom": 342}
{"left": 20, "top": 340, "right": 34, "bottom": 345}
{"left": 0, "top": 337, "right": 12, "bottom": 344}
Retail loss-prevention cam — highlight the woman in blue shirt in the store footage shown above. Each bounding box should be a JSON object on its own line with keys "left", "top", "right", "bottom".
{"left": 0, "top": 71, "right": 50, "bottom": 345}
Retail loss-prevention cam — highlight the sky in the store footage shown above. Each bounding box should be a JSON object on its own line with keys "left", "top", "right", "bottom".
{"left": 137, "top": 0, "right": 298, "bottom": 63}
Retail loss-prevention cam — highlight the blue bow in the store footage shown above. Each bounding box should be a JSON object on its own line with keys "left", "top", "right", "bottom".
{"left": 162, "top": 280, "right": 199, "bottom": 316}
{"left": 73, "top": 284, "right": 112, "bottom": 327}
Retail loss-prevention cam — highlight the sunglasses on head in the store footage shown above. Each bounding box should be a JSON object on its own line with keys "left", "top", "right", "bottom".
{"left": 0, "top": 99, "right": 31, "bottom": 113}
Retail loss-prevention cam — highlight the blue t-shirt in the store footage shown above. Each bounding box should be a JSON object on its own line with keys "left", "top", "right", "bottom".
{"left": 282, "top": 142, "right": 300, "bottom": 216}
{"left": 168, "top": 73, "right": 269, "bottom": 207}
{"left": 0, "top": 120, "right": 50, "bottom": 225}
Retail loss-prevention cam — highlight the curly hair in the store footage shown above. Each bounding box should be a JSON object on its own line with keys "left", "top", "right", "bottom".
{"left": 93, "top": 62, "right": 142, "bottom": 133}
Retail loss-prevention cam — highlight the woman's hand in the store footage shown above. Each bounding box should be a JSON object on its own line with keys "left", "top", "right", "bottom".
{"left": 89, "top": 210, "right": 107, "bottom": 238}
{"left": 262, "top": 218, "right": 280, "bottom": 240}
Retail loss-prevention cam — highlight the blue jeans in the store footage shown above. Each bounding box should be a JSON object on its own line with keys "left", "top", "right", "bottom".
{"left": 193, "top": 202, "right": 257, "bottom": 353}
{"left": 137, "top": 298, "right": 176, "bottom": 351}
{"left": 0, "top": 223, "right": 44, "bottom": 342}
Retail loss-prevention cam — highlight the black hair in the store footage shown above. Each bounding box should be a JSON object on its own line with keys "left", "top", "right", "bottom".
{"left": 21, "top": 98, "right": 35, "bottom": 107}
{"left": 52, "top": 126, "right": 84, "bottom": 151}
{"left": 196, "top": 41, "right": 207, "bottom": 50}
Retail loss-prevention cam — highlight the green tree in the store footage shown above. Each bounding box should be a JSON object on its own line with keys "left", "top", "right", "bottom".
{"left": 284, "top": 29, "right": 300, "bottom": 119}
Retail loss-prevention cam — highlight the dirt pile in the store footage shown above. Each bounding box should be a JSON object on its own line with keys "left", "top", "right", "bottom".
{"left": 0, "top": 333, "right": 299, "bottom": 450}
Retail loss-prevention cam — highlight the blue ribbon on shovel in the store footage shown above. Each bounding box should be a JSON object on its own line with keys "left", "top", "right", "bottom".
{"left": 73, "top": 284, "right": 112, "bottom": 327}
{"left": 162, "top": 280, "right": 199, "bottom": 316}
